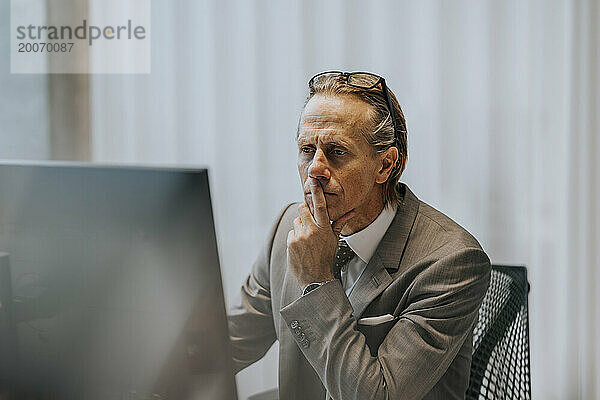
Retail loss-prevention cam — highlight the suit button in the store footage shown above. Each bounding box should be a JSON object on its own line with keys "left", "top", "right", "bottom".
{"left": 290, "top": 320, "right": 299, "bottom": 329}
{"left": 301, "top": 339, "right": 310, "bottom": 348}
{"left": 298, "top": 332, "right": 305, "bottom": 340}
{"left": 293, "top": 326, "right": 302, "bottom": 336}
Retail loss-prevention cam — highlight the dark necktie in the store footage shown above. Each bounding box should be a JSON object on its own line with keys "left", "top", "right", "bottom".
{"left": 333, "top": 240, "right": 356, "bottom": 288}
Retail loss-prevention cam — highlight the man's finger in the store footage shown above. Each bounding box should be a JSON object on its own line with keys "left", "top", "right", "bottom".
{"left": 298, "top": 203, "right": 315, "bottom": 227}
{"left": 332, "top": 210, "right": 356, "bottom": 235}
{"left": 309, "top": 178, "right": 329, "bottom": 227}
{"left": 293, "top": 216, "right": 303, "bottom": 235}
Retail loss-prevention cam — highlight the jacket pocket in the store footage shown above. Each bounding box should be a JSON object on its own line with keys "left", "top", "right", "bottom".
{"left": 356, "top": 318, "right": 397, "bottom": 357}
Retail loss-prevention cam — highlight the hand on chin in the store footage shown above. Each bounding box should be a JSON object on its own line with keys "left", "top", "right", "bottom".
{"left": 305, "top": 194, "right": 339, "bottom": 218}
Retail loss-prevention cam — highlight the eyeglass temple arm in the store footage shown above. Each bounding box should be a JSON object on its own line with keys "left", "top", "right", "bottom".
{"left": 379, "top": 79, "right": 399, "bottom": 137}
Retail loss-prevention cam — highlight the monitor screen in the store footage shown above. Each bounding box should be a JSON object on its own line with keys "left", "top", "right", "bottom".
{"left": 0, "top": 162, "right": 237, "bottom": 400}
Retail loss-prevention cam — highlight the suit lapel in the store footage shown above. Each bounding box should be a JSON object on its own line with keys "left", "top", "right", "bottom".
{"left": 347, "top": 253, "right": 392, "bottom": 318}
{"left": 348, "top": 184, "right": 420, "bottom": 318}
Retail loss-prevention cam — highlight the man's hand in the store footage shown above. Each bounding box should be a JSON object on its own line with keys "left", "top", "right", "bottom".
{"left": 287, "top": 178, "right": 355, "bottom": 289}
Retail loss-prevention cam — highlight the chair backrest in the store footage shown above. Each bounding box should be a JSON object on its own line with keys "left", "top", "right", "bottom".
{"left": 466, "top": 265, "right": 531, "bottom": 399}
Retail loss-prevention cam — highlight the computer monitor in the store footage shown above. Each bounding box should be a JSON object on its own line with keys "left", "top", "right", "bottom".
{"left": 0, "top": 161, "right": 237, "bottom": 400}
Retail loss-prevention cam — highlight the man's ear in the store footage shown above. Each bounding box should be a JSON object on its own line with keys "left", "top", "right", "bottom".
{"left": 375, "top": 147, "right": 399, "bottom": 184}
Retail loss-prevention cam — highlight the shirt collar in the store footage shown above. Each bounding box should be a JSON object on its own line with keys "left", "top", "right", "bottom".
{"left": 340, "top": 204, "right": 397, "bottom": 264}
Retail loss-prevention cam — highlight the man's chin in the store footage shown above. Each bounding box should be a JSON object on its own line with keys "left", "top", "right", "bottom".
{"left": 328, "top": 208, "right": 351, "bottom": 223}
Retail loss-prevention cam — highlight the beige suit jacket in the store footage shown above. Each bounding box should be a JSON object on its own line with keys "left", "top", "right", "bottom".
{"left": 228, "top": 184, "right": 491, "bottom": 400}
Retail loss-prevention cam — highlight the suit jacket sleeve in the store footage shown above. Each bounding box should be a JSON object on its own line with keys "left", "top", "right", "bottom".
{"left": 279, "top": 244, "right": 491, "bottom": 400}
{"left": 227, "top": 204, "right": 293, "bottom": 373}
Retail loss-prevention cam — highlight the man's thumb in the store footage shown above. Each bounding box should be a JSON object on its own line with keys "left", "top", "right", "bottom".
{"left": 332, "top": 211, "right": 355, "bottom": 235}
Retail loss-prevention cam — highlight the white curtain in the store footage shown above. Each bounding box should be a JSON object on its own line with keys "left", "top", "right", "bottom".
{"left": 0, "top": 0, "right": 49, "bottom": 160}
{"left": 90, "top": 1, "right": 600, "bottom": 398}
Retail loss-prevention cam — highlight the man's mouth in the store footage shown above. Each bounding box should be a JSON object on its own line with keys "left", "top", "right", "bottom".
{"left": 305, "top": 192, "right": 336, "bottom": 196}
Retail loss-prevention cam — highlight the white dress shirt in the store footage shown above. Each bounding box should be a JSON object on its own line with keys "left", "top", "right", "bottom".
{"left": 339, "top": 204, "right": 397, "bottom": 296}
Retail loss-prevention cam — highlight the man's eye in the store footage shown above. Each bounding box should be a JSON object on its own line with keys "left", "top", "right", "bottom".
{"left": 333, "top": 149, "right": 346, "bottom": 156}
{"left": 301, "top": 147, "right": 314, "bottom": 154}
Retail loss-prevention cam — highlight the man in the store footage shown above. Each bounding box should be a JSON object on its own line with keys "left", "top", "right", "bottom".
{"left": 228, "top": 71, "right": 491, "bottom": 400}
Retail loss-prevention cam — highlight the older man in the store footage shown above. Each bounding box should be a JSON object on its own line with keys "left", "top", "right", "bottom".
{"left": 228, "top": 71, "right": 491, "bottom": 400}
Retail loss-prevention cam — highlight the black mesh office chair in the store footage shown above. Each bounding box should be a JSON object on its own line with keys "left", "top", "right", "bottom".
{"left": 466, "top": 265, "right": 531, "bottom": 399}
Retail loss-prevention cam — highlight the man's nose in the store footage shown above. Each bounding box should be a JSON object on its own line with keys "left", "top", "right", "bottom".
{"left": 307, "top": 149, "right": 331, "bottom": 181}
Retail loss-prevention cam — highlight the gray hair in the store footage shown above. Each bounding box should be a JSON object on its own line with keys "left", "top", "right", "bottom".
{"left": 297, "top": 74, "right": 408, "bottom": 207}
